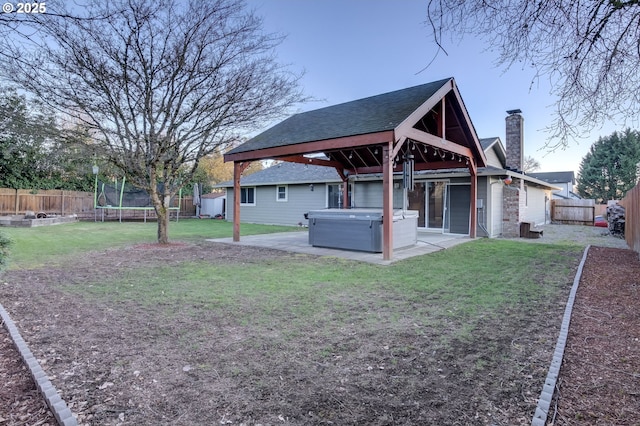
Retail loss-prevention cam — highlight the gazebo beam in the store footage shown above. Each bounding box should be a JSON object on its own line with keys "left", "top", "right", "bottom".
{"left": 224, "top": 131, "right": 395, "bottom": 163}
{"left": 402, "top": 127, "right": 473, "bottom": 159}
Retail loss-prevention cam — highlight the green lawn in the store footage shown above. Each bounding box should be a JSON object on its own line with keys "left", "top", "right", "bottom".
{"left": 0, "top": 219, "right": 299, "bottom": 268}
{"left": 0, "top": 219, "right": 587, "bottom": 423}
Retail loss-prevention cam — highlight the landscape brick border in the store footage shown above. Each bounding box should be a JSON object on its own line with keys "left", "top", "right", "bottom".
{"left": 0, "top": 303, "right": 77, "bottom": 426}
{"left": 530, "top": 244, "right": 591, "bottom": 426}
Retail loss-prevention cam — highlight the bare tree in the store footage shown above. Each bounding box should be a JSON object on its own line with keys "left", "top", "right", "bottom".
{"left": 426, "top": 1, "right": 640, "bottom": 149}
{"left": 523, "top": 155, "right": 541, "bottom": 174}
{"left": 3, "top": 0, "right": 304, "bottom": 243}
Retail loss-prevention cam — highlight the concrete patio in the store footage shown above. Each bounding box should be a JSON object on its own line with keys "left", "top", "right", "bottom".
{"left": 206, "top": 223, "right": 630, "bottom": 265}
{"left": 207, "top": 230, "right": 472, "bottom": 265}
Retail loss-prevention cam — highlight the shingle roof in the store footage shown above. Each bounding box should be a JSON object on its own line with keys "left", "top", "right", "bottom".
{"left": 479, "top": 137, "right": 500, "bottom": 151}
{"left": 226, "top": 78, "right": 452, "bottom": 155}
{"left": 215, "top": 162, "right": 341, "bottom": 187}
{"left": 527, "top": 171, "right": 575, "bottom": 184}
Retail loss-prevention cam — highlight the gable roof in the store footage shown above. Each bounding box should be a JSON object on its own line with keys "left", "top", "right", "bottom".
{"left": 226, "top": 78, "right": 453, "bottom": 155}
{"left": 527, "top": 171, "right": 576, "bottom": 184}
{"left": 479, "top": 137, "right": 506, "bottom": 167}
{"left": 224, "top": 78, "right": 487, "bottom": 174}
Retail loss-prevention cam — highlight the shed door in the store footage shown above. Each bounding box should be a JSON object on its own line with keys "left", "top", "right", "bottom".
{"left": 444, "top": 184, "right": 470, "bottom": 235}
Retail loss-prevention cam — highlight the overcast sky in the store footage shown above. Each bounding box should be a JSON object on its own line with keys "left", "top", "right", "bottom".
{"left": 246, "top": 0, "right": 620, "bottom": 174}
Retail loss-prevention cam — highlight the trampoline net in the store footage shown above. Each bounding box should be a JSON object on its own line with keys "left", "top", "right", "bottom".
{"left": 97, "top": 181, "right": 178, "bottom": 208}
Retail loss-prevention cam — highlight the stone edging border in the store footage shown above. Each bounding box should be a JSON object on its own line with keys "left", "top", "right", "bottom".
{"left": 531, "top": 244, "right": 591, "bottom": 426}
{"left": 0, "top": 303, "right": 77, "bottom": 426}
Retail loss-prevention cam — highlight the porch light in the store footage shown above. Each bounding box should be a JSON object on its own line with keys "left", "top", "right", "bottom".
{"left": 309, "top": 184, "right": 314, "bottom": 191}
{"left": 92, "top": 164, "right": 99, "bottom": 175}
{"left": 503, "top": 176, "right": 513, "bottom": 185}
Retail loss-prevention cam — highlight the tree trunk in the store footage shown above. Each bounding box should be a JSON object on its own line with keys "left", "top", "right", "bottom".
{"left": 149, "top": 183, "right": 171, "bottom": 244}
{"left": 156, "top": 205, "right": 169, "bottom": 244}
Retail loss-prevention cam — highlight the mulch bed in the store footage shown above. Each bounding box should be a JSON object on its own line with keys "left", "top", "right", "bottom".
{"left": 552, "top": 246, "right": 640, "bottom": 425}
{"left": 0, "top": 244, "right": 638, "bottom": 425}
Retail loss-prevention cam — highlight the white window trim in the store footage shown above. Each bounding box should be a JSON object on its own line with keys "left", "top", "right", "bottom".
{"left": 240, "top": 186, "right": 256, "bottom": 206}
{"left": 276, "top": 184, "right": 288, "bottom": 202}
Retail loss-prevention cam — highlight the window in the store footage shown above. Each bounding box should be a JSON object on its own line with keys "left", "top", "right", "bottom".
{"left": 240, "top": 187, "right": 255, "bottom": 205}
{"left": 276, "top": 185, "right": 288, "bottom": 202}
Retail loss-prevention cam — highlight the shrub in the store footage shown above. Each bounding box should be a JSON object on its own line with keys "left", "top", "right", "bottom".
{"left": 0, "top": 232, "right": 12, "bottom": 271}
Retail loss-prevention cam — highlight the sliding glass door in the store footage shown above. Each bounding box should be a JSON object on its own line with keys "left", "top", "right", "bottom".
{"left": 408, "top": 181, "right": 447, "bottom": 230}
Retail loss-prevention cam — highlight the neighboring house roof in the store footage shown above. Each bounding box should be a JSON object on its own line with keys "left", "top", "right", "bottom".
{"left": 527, "top": 171, "right": 576, "bottom": 185}
{"left": 226, "top": 78, "right": 453, "bottom": 155}
{"left": 217, "top": 162, "right": 341, "bottom": 187}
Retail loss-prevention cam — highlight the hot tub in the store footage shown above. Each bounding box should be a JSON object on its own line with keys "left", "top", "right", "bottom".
{"left": 307, "top": 209, "right": 418, "bottom": 253}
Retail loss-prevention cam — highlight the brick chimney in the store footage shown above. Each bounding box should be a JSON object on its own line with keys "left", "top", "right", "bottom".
{"left": 505, "top": 109, "right": 524, "bottom": 171}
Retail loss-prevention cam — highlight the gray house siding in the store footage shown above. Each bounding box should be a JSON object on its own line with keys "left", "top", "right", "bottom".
{"left": 227, "top": 184, "right": 328, "bottom": 226}
{"left": 352, "top": 180, "right": 404, "bottom": 209}
{"left": 475, "top": 177, "right": 489, "bottom": 237}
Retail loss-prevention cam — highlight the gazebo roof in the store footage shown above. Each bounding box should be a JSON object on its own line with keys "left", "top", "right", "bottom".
{"left": 225, "top": 78, "right": 487, "bottom": 174}
{"left": 227, "top": 78, "right": 452, "bottom": 155}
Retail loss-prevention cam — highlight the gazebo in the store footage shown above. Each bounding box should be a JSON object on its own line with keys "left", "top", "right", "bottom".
{"left": 224, "top": 77, "right": 487, "bottom": 260}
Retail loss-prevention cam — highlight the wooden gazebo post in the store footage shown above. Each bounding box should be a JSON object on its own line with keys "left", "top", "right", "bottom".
{"left": 382, "top": 141, "right": 394, "bottom": 260}
{"left": 232, "top": 161, "right": 250, "bottom": 242}
{"left": 468, "top": 158, "right": 478, "bottom": 238}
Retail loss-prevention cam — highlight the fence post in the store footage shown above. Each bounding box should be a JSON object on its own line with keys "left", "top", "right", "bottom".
{"left": 61, "top": 190, "right": 65, "bottom": 216}
{"left": 14, "top": 189, "right": 19, "bottom": 215}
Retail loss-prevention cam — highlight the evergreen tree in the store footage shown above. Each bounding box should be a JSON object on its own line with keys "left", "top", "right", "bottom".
{"left": 0, "top": 88, "right": 95, "bottom": 190}
{"left": 577, "top": 129, "right": 640, "bottom": 203}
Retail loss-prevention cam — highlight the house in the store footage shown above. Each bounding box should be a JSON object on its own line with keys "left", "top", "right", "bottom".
{"left": 527, "top": 171, "right": 579, "bottom": 199}
{"left": 217, "top": 126, "right": 555, "bottom": 237}
{"left": 221, "top": 78, "right": 557, "bottom": 259}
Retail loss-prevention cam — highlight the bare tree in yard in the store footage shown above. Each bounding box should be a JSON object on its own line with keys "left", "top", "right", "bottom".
{"left": 523, "top": 155, "right": 541, "bottom": 174}
{"left": 3, "top": 0, "right": 303, "bottom": 243}
{"left": 426, "top": 1, "right": 640, "bottom": 149}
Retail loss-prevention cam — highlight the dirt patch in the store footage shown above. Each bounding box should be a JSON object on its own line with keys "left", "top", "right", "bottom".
{"left": 0, "top": 239, "right": 634, "bottom": 425}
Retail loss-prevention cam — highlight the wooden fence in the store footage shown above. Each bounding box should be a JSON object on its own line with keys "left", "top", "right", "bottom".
{"left": 621, "top": 184, "right": 640, "bottom": 254}
{"left": 0, "top": 188, "right": 195, "bottom": 220}
{"left": 550, "top": 199, "right": 595, "bottom": 225}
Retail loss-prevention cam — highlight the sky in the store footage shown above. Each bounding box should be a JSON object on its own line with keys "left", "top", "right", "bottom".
{"left": 245, "top": 0, "right": 620, "bottom": 175}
